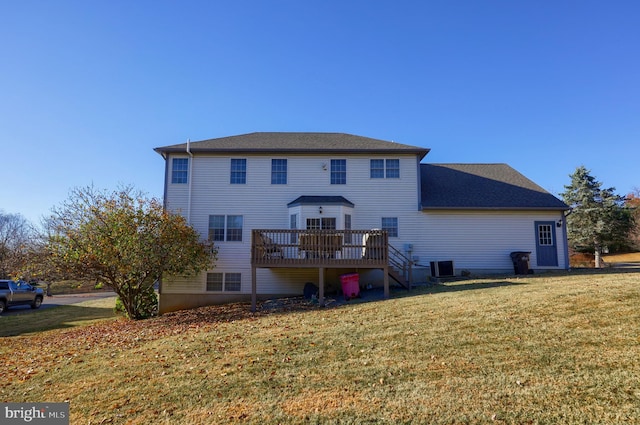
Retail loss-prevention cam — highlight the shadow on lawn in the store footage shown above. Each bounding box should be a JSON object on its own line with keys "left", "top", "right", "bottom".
{"left": 0, "top": 305, "right": 117, "bottom": 337}
{"left": 156, "top": 268, "right": 640, "bottom": 326}
{"left": 396, "top": 267, "right": 640, "bottom": 298}
{"left": 411, "top": 279, "right": 529, "bottom": 296}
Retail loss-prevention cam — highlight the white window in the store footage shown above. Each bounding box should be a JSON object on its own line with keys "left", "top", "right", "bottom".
{"left": 344, "top": 214, "right": 352, "bottom": 244}
{"left": 206, "top": 272, "right": 241, "bottom": 292}
{"left": 209, "top": 215, "right": 243, "bottom": 242}
{"left": 271, "top": 159, "right": 287, "bottom": 184}
{"left": 171, "top": 158, "right": 189, "bottom": 184}
{"left": 538, "top": 224, "right": 553, "bottom": 246}
{"left": 230, "top": 159, "right": 247, "bottom": 184}
{"left": 370, "top": 159, "right": 399, "bottom": 179}
{"left": 307, "top": 218, "right": 336, "bottom": 230}
{"left": 381, "top": 217, "right": 398, "bottom": 237}
{"left": 290, "top": 214, "right": 298, "bottom": 243}
{"left": 331, "top": 159, "right": 346, "bottom": 184}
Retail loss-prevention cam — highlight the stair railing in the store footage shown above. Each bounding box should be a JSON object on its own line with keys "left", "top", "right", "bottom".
{"left": 388, "top": 244, "right": 413, "bottom": 289}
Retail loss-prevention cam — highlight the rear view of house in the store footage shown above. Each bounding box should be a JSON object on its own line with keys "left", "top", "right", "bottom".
{"left": 155, "top": 132, "right": 569, "bottom": 313}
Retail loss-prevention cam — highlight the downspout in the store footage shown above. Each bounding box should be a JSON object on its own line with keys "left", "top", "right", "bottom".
{"left": 186, "top": 138, "right": 193, "bottom": 224}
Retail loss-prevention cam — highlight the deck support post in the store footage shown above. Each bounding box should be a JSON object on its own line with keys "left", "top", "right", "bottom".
{"left": 251, "top": 266, "right": 257, "bottom": 312}
{"left": 383, "top": 265, "right": 389, "bottom": 299}
{"left": 318, "top": 267, "right": 325, "bottom": 307}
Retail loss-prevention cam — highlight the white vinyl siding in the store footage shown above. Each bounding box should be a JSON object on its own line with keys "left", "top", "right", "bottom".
{"left": 411, "top": 211, "right": 567, "bottom": 272}
{"left": 161, "top": 152, "right": 566, "bottom": 297}
{"left": 163, "top": 153, "right": 421, "bottom": 295}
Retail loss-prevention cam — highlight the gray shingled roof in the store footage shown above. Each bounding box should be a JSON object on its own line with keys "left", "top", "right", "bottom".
{"left": 155, "top": 132, "right": 429, "bottom": 158}
{"left": 287, "top": 196, "right": 354, "bottom": 208}
{"left": 421, "top": 164, "right": 569, "bottom": 210}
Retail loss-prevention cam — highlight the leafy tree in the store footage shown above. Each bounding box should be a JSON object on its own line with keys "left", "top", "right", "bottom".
{"left": 41, "top": 186, "right": 215, "bottom": 319}
{"left": 626, "top": 188, "right": 640, "bottom": 250}
{"left": 0, "top": 211, "right": 34, "bottom": 279}
{"left": 561, "top": 166, "right": 634, "bottom": 267}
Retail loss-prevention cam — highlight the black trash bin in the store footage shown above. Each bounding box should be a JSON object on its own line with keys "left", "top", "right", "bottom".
{"left": 510, "top": 251, "right": 531, "bottom": 275}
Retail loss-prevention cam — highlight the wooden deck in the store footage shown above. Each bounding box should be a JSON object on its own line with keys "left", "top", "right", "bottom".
{"left": 251, "top": 229, "right": 389, "bottom": 268}
{"left": 250, "top": 229, "right": 392, "bottom": 311}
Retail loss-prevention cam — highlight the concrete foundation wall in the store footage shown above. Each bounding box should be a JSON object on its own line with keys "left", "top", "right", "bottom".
{"left": 159, "top": 292, "right": 297, "bottom": 314}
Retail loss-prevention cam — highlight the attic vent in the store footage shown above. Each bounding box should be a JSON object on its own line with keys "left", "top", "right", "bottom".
{"left": 430, "top": 260, "right": 455, "bottom": 277}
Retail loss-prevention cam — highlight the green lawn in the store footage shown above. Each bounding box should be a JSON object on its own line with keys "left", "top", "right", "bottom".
{"left": 1, "top": 269, "right": 639, "bottom": 424}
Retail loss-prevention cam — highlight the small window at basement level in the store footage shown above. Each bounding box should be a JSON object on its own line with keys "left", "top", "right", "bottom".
{"left": 206, "top": 272, "right": 241, "bottom": 292}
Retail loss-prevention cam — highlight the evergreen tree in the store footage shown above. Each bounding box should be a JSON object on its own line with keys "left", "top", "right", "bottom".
{"left": 561, "top": 166, "right": 633, "bottom": 267}
{"left": 626, "top": 188, "right": 640, "bottom": 250}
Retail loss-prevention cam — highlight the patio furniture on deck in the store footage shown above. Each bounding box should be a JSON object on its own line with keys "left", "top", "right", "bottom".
{"left": 299, "top": 233, "right": 343, "bottom": 259}
{"left": 254, "top": 232, "right": 284, "bottom": 259}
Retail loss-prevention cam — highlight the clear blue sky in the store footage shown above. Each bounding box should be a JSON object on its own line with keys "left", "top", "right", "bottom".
{"left": 2, "top": 0, "right": 638, "bottom": 224}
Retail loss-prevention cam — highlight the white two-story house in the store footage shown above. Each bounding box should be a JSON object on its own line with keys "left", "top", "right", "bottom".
{"left": 155, "top": 132, "right": 569, "bottom": 313}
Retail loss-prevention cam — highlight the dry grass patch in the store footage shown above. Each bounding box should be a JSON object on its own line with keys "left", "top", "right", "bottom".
{"left": 2, "top": 270, "right": 640, "bottom": 424}
{"left": 603, "top": 252, "right": 640, "bottom": 263}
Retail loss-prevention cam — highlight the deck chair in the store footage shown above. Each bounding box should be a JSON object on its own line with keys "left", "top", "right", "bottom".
{"left": 255, "top": 233, "right": 284, "bottom": 259}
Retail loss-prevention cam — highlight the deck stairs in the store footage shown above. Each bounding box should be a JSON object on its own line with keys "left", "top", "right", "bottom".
{"left": 388, "top": 244, "right": 412, "bottom": 290}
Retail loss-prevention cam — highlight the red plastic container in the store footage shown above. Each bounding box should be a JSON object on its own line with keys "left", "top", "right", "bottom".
{"left": 340, "top": 273, "right": 360, "bottom": 300}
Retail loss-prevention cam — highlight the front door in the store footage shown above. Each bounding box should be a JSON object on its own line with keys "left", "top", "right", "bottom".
{"left": 535, "top": 221, "right": 558, "bottom": 266}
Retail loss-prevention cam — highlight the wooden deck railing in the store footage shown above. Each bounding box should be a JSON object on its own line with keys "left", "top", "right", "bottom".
{"left": 251, "top": 229, "right": 389, "bottom": 268}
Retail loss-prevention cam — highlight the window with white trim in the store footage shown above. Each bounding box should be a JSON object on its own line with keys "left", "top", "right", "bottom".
{"left": 171, "top": 158, "right": 189, "bottom": 184}
{"left": 225, "top": 273, "right": 241, "bottom": 291}
{"left": 306, "top": 217, "right": 336, "bottom": 230}
{"left": 209, "top": 215, "right": 243, "bottom": 242}
{"left": 206, "top": 272, "right": 241, "bottom": 292}
{"left": 381, "top": 217, "right": 398, "bottom": 237}
{"left": 385, "top": 159, "right": 400, "bottom": 178}
{"left": 344, "top": 214, "right": 352, "bottom": 244}
{"left": 290, "top": 214, "right": 298, "bottom": 243}
{"left": 370, "top": 159, "right": 385, "bottom": 178}
{"left": 230, "top": 159, "right": 247, "bottom": 184}
{"left": 538, "top": 224, "right": 553, "bottom": 246}
{"left": 271, "top": 159, "right": 287, "bottom": 184}
{"left": 371, "top": 159, "right": 399, "bottom": 179}
{"left": 206, "top": 272, "right": 223, "bottom": 291}
{"left": 331, "top": 159, "right": 346, "bottom": 184}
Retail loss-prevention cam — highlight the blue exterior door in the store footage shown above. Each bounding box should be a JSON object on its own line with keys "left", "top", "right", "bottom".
{"left": 535, "top": 221, "right": 558, "bottom": 266}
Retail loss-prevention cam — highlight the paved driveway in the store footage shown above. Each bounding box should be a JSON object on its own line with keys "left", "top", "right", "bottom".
{"left": 2, "top": 292, "right": 116, "bottom": 315}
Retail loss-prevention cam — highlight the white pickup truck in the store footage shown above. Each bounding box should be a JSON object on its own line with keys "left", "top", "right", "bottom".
{"left": 0, "top": 280, "right": 44, "bottom": 314}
